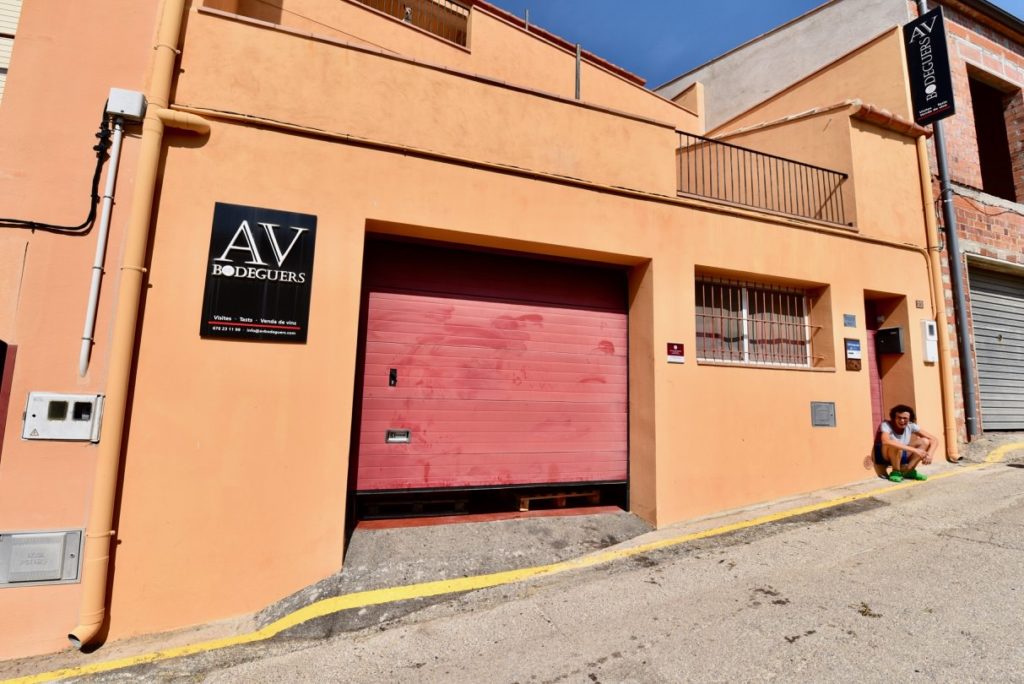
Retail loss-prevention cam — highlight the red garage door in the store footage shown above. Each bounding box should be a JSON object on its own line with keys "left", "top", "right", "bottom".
{"left": 355, "top": 241, "right": 628, "bottom": 491}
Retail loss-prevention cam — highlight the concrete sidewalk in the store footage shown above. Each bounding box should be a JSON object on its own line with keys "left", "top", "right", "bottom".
{"left": 2, "top": 434, "right": 1021, "bottom": 682}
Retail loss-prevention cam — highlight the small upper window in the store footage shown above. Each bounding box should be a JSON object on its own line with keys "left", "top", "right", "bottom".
{"left": 696, "top": 277, "right": 818, "bottom": 367}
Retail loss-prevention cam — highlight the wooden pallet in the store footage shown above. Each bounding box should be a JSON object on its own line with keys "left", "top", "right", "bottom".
{"left": 518, "top": 490, "right": 600, "bottom": 512}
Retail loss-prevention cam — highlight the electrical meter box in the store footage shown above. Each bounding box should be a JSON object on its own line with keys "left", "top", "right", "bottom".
{"left": 0, "top": 530, "right": 83, "bottom": 587}
{"left": 106, "top": 88, "right": 146, "bottom": 121}
{"left": 921, "top": 319, "right": 938, "bottom": 363}
{"left": 22, "top": 392, "right": 104, "bottom": 442}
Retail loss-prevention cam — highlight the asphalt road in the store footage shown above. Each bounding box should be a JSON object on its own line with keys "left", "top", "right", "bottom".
{"left": 4, "top": 441, "right": 1021, "bottom": 683}
{"left": 62, "top": 446, "right": 1022, "bottom": 683}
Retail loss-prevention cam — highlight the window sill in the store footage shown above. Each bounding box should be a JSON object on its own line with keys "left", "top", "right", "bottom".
{"left": 696, "top": 360, "right": 836, "bottom": 373}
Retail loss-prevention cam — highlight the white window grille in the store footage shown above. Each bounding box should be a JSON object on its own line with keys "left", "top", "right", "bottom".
{"left": 0, "top": 0, "right": 23, "bottom": 106}
{"left": 696, "top": 278, "right": 813, "bottom": 367}
{"left": 0, "top": 0, "right": 22, "bottom": 105}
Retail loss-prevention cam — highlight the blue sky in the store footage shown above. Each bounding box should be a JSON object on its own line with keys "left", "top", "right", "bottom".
{"left": 485, "top": 0, "right": 1024, "bottom": 88}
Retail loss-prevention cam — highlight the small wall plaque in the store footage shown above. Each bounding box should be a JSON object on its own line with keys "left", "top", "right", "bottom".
{"left": 844, "top": 338, "right": 862, "bottom": 371}
{"left": 810, "top": 402, "right": 836, "bottom": 427}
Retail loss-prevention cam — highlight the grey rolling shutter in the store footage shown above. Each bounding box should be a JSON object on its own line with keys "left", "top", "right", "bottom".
{"left": 969, "top": 267, "right": 1024, "bottom": 430}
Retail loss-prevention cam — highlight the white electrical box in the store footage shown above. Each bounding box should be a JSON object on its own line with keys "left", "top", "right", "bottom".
{"left": 22, "top": 392, "right": 104, "bottom": 442}
{"left": 921, "top": 319, "right": 938, "bottom": 364}
{"left": 106, "top": 88, "right": 146, "bottom": 122}
{"left": 0, "top": 530, "right": 83, "bottom": 587}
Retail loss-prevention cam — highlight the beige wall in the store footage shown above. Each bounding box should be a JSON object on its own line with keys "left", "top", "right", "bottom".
{"left": 0, "top": 0, "right": 942, "bottom": 658}
{"left": 719, "top": 110, "right": 858, "bottom": 229}
{"left": 656, "top": 0, "right": 910, "bottom": 130}
{"left": 200, "top": 0, "right": 697, "bottom": 131}
{"left": 0, "top": 0, "right": 22, "bottom": 105}
{"left": 0, "top": 0, "right": 161, "bottom": 659}
{"left": 849, "top": 120, "right": 929, "bottom": 245}
{"left": 715, "top": 29, "right": 914, "bottom": 136}
{"left": 176, "top": 10, "right": 681, "bottom": 197}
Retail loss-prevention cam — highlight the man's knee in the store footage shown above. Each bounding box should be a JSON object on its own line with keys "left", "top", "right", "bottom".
{"left": 881, "top": 445, "right": 903, "bottom": 464}
{"left": 909, "top": 435, "right": 934, "bottom": 464}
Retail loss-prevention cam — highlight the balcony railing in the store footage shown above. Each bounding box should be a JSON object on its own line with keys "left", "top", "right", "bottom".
{"left": 357, "top": 0, "right": 470, "bottom": 46}
{"left": 677, "top": 132, "right": 849, "bottom": 225}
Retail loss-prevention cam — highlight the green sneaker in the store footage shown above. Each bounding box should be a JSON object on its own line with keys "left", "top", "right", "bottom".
{"left": 888, "top": 471, "right": 904, "bottom": 483}
{"left": 904, "top": 469, "right": 927, "bottom": 481}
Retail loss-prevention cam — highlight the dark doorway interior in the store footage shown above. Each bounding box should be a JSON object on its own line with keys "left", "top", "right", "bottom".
{"left": 969, "top": 75, "right": 1017, "bottom": 202}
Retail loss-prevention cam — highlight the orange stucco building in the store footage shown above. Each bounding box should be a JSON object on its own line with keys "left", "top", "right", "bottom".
{"left": 0, "top": 0, "right": 951, "bottom": 658}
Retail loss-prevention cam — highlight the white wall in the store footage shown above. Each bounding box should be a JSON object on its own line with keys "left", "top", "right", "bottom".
{"left": 655, "top": 0, "right": 909, "bottom": 130}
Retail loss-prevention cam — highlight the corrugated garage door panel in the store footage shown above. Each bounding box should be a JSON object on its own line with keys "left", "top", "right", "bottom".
{"left": 356, "top": 241, "right": 627, "bottom": 491}
{"left": 969, "top": 267, "right": 1024, "bottom": 431}
{"left": 361, "top": 240, "right": 626, "bottom": 311}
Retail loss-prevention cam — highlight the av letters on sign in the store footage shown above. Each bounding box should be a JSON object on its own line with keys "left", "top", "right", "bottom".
{"left": 200, "top": 202, "right": 317, "bottom": 342}
{"left": 903, "top": 8, "right": 955, "bottom": 126}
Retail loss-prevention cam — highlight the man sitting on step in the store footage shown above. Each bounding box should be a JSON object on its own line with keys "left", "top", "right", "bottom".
{"left": 873, "top": 404, "right": 938, "bottom": 483}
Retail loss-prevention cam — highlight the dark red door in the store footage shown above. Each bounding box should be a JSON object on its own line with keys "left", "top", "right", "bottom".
{"left": 355, "top": 241, "right": 628, "bottom": 491}
{"left": 866, "top": 329, "right": 883, "bottom": 436}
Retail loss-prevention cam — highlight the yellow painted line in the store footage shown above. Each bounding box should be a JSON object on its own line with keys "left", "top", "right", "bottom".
{"left": 984, "top": 441, "right": 1024, "bottom": 463}
{"left": 9, "top": 442, "right": 1024, "bottom": 684}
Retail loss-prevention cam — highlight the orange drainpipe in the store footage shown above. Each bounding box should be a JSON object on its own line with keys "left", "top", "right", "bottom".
{"left": 916, "top": 135, "right": 959, "bottom": 462}
{"left": 69, "top": 0, "right": 209, "bottom": 649}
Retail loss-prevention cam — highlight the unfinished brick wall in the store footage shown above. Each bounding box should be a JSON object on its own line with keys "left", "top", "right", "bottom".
{"left": 918, "top": 6, "right": 1024, "bottom": 190}
{"left": 955, "top": 194, "right": 1024, "bottom": 263}
{"left": 915, "top": 2, "right": 1024, "bottom": 441}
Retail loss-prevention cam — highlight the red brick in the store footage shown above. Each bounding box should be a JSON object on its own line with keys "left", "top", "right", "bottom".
{"left": 959, "top": 43, "right": 983, "bottom": 63}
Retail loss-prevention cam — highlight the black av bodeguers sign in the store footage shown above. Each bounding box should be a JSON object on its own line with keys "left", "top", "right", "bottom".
{"left": 904, "top": 7, "right": 956, "bottom": 126}
{"left": 200, "top": 202, "right": 317, "bottom": 342}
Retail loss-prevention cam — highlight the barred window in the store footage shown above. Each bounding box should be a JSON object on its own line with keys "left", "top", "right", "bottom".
{"left": 696, "top": 278, "right": 813, "bottom": 367}
{"left": 355, "top": 0, "right": 470, "bottom": 46}
{"left": 0, "top": 0, "right": 23, "bottom": 107}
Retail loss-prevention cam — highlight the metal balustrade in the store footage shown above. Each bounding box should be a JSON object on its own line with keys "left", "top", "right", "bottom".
{"left": 357, "top": 0, "right": 470, "bottom": 46}
{"left": 678, "top": 132, "right": 849, "bottom": 225}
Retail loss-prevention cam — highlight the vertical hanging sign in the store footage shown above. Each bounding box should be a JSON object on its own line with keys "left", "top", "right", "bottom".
{"left": 903, "top": 7, "right": 956, "bottom": 126}
{"left": 200, "top": 202, "right": 317, "bottom": 342}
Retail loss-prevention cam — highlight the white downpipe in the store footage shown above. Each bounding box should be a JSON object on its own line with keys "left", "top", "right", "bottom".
{"left": 79, "top": 117, "right": 124, "bottom": 377}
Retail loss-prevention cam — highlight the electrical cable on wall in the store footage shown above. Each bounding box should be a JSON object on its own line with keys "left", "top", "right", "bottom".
{"left": 954, "top": 189, "right": 1024, "bottom": 218}
{"left": 0, "top": 105, "right": 112, "bottom": 233}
